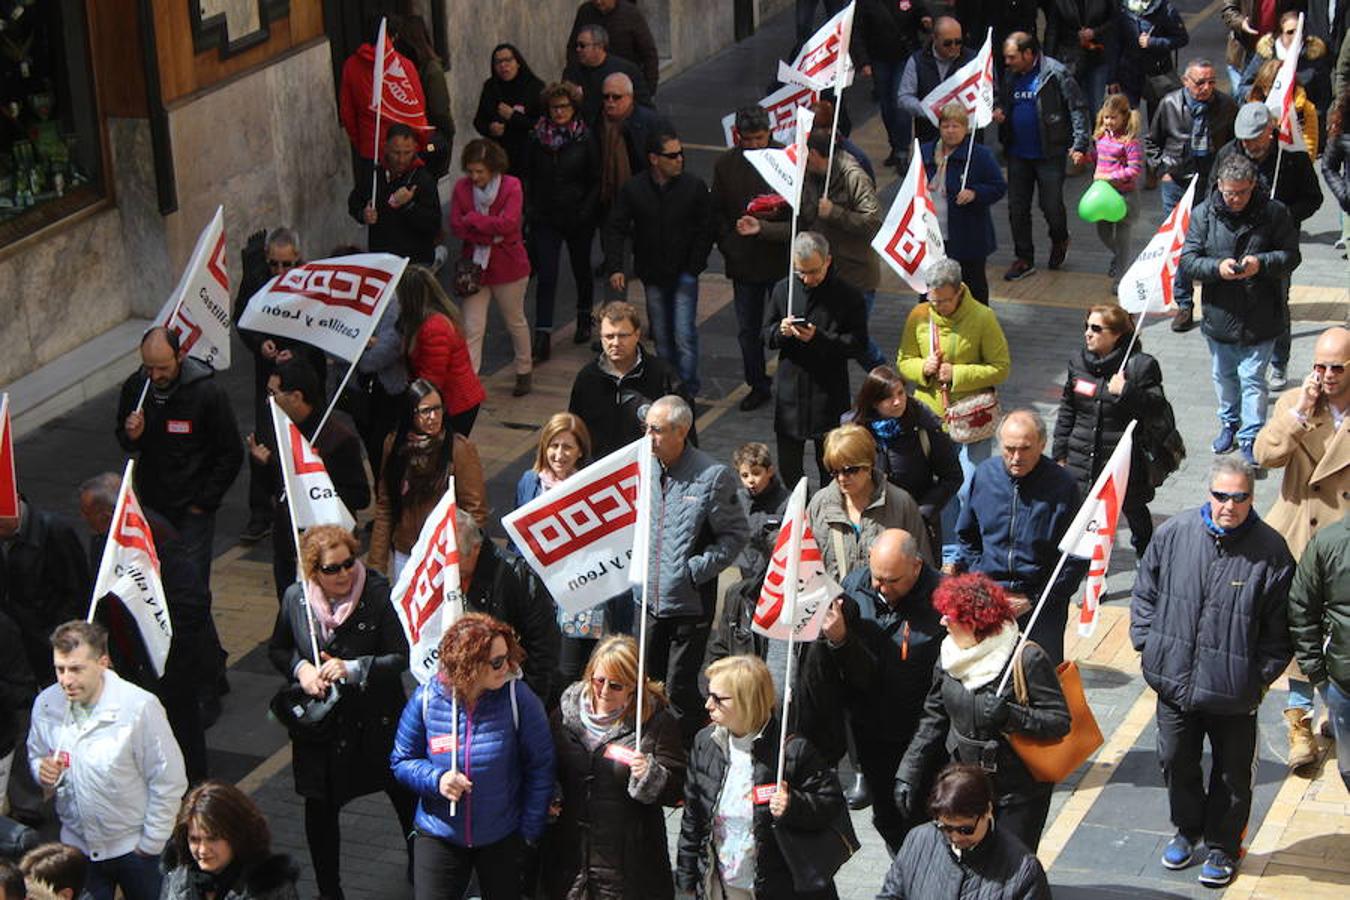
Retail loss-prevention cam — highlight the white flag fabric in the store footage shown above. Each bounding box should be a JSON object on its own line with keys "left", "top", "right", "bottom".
{"left": 872, "top": 138, "right": 946, "bottom": 292}
{"left": 779, "top": 2, "right": 855, "bottom": 91}
{"left": 721, "top": 82, "right": 819, "bottom": 147}
{"left": 238, "top": 253, "right": 407, "bottom": 362}
{"left": 627, "top": 437, "right": 653, "bottom": 589}
{"left": 743, "top": 107, "right": 816, "bottom": 211}
{"left": 156, "top": 205, "right": 231, "bottom": 369}
{"left": 753, "top": 479, "right": 835, "bottom": 641}
{"left": 390, "top": 482, "right": 464, "bottom": 683}
{"left": 1058, "top": 422, "right": 1135, "bottom": 637}
{"left": 1266, "top": 14, "right": 1308, "bottom": 153}
{"left": 502, "top": 439, "right": 646, "bottom": 614}
{"left": 90, "top": 460, "right": 172, "bottom": 677}
{"left": 1118, "top": 176, "right": 1197, "bottom": 313}
{"left": 919, "top": 28, "right": 996, "bottom": 128}
{"left": 270, "top": 398, "right": 355, "bottom": 532}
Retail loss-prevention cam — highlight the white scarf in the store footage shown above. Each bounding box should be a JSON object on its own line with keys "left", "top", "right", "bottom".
{"left": 470, "top": 175, "right": 502, "bottom": 268}
{"left": 940, "top": 621, "right": 1019, "bottom": 691}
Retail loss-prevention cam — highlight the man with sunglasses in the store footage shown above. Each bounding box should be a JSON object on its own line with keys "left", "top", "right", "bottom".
{"left": 899, "top": 16, "right": 977, "bottom": 147}
{"left": 1131, "top": 457, "right": 1294, "bottom": 887}
{"left": 562, "top": 25, "right": 652, "bottom": 125}
{"left": 1255, "top": 326, "right": 1350, "bottom": 770}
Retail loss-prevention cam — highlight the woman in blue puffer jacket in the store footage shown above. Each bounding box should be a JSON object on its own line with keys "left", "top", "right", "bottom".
{"left": 391, "top": 612, "right": 555, "bottom": 900}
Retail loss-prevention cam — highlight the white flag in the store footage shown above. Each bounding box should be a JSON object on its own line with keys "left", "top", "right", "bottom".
{"left": 627, "top": 436, "right": 653, "bottom": 589}
{"left": 157, "top": 206, "right": 231, "bottom": 369}
{"left": 90, "top": 460, "right": 173, "bottom": 677}
{"left": 721, "top": 82, "right": 819, "bottom": 147}
{"left": 1118, "top": 176, "right": 1197, "bottom": 313}
{"left": 779, "top": 2, "right": 855, "bottom": 91}
{"left": 1266, "top": 14, "right": 1308, "bottom": 153}
{"left": 239, "top": 253, "right": 407, "bottom": 362}
{"left": 270, "top": 398, "right": 355, "bottom": 532}
{"left": 743, "top": 107, "right": 816, "bottom": 211}
{"left": 919, "top": 28, "right": 996, "bottom": 128}
{"left": 753, "top": 479, "right": 835, "bottom": 641}
{"left": 390, "top": 483, "right": 464, "bottom": 683}
{"left": 502, "top": 439, "right": 646, "bottom": 614}
{"left": 1058, "top": 422, "right": 1135, "bottom": 637}
{"left": 872, "top": 138, "right": 946, "bottom": 292}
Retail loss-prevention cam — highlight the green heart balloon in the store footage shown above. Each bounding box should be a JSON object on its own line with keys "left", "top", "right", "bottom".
{"left": 1078, "top": 180, "right": 1128, "bottom": 223}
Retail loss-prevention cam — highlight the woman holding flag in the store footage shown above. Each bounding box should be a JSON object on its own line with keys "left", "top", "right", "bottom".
{"left": 1052, "top": 304, "right": 1166, "bottom": 556}
{"left": 544, "top": 635, "right": 685, "bottom": 899}
{"left": 268, "top": 525, "right": 416, "bottom": 900}
{"left": 676, "top": 654, "right": 847, "bottom": 900}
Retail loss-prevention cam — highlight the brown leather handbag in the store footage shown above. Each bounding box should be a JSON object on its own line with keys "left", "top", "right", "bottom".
{"left": 1007, "top": 641, "right": 1104, "bottom": 783}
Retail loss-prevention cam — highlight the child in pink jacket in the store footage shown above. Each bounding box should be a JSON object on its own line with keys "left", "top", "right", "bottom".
{"left": 1074, "top": 94, "right": 1143, "bottom": 287}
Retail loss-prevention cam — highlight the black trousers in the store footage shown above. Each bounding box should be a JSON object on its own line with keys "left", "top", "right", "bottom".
{"left": 996, "top": 781, "right": 1055, "bottom": 854}
{"left": 1155, "top": 697, "right": 1258, "bottom": 855}
{"left": 956, "top": 257, "right": 990, "bottom": 305}
{"left": 643, "top": 613, "right": 713, "bottom": 746}
{"left": 1124, "top": 498, "right": 1154, "bottom": 557}
{"left": 412, "top": 832, "right": 523, "bottom": 900}
{"left": 305, "top": 786, "right": 417, "bottom": 898}
{"left": 856, "top": 735, "right": 913, "bottom": 855}
{"left": 775, "top": 435, "right": 829, "bottom": 493}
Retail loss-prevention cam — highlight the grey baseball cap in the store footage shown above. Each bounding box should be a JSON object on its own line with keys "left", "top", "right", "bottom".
{"left": 1235, "top": 102, "right": 1273, "bottom": 140}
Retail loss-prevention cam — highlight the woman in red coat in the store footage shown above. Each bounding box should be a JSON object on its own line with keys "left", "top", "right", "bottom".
{"left": 396, "top": 265, "right": 485, "bottom": 436}
{"left": 449, "top": 138, "right": 534, "bottom": 396}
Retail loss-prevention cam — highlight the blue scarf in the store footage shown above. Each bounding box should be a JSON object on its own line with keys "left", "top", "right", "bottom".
{"left": 869, "top": 417, "right": 903, "bottom": 443}
{"left": 1199, "top": 504, "right": 1259, "bottom": 539}
{"left": 1184, "top": 90, "right": 1213, "bottom": 158}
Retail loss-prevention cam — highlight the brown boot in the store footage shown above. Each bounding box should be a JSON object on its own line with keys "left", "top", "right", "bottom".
{"left": 1285, "top": 708, "right": 1318, "bottom": 770}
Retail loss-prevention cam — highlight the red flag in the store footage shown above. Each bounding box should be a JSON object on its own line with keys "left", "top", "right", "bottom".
{"left": 0, "top": 393, "right": 16, "bottom": 519}
{"left": 372, "top": 22, "right": 430, "bottom": 133}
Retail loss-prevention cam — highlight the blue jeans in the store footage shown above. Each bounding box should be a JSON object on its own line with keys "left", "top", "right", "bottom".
{"left": 87, "top": 851, "right": 163, "bottom": 900}
{"left": 1287, "top": 678, "right": 1327, "bottom": 713}
{"left": 940, "top": 437, "right": 993, "bottom": 564}
{"left": 1161, "top": 177, "right": 1195, "bottom": 310}
{"left": 733, "top": 279, "right": 775, "bottom": 393}
{"left": 645, "top": 273, "right": 701, "bottom": 395}
{"left": 871, "top": 59, "right": 911, "bottom": 158}
{"left": 1078, "top": 60, "right": 1110, "bottom": 113}
{"left": 860, "top": 289, "right": 885, "bottom": 371}
{"left": 1205, "top": 336, "right": 1274, "bottom": 444}
{"left": 1007, "top": 155, "right": 1069, "bottom": 263}
{"left": 1326, "top": 680, "right": 1350, "bottom": 791}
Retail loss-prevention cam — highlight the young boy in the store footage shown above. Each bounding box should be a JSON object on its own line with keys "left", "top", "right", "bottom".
{"left": 731, "top": 442, "right": 790, "bottom": 583}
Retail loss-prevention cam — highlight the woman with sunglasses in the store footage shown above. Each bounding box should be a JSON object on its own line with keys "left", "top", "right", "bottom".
{"left": 1052, "top": 303, "right": 1165, "bottom": 556}
{"left": 369, "top": 378, "right": 488, "bottom": 582}
{"left": 391, "top": 613, "right": 554, "bottom": 900}
{"left": 268, "top": 525, "right": 416, "bottom": 900}
{"left": 807, "top": 424, "right": 935, "bottom": 582}
{"left": 894, "top": 574, "right": 1069, "bottom": 854}
{"left": 543, "top": 635, "right": 685, "bottom": 899}
{"left": 676, "top": 654, "right": 848, "bottom": 900}
{"left": 878, "top": 763, "right": 1050, "bottom": 899}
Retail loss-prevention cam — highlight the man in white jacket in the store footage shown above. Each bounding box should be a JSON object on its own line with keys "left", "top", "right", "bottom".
{"left": 27, "top": 621, "right": 187, "bottom": 900}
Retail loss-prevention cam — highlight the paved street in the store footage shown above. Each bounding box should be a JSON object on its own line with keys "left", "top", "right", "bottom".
{"left": 8, "top": 2, "right": 1348, "bottom": 898}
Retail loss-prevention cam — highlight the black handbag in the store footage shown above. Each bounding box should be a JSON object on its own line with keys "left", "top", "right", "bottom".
{"left": 772, "top": 804, "right": 861, "bottom": 893}
{"left": 268, "top": 682, "right": 346, "bottom": 742}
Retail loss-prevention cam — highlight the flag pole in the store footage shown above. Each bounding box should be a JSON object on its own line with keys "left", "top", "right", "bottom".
{"left": 821, "top": 85, "right": 845, "bottom": 201}
{"left": 786, "top": 205, "right": 800, "bottom": 320}
{"left": 1115, "top": 292, "right": 1151, "bottom": 375}
{"left": 775, "top": 477, "right": 807, "bottom": 787}
{"left": 450, "top": 691, "right": 459, "bottom": 817}
{"left": 634, "top": 438, "right": 654, "bottom": 752}
{"left": 369, "top": 18, "right": 386, "bottom": 209}
{"left": 959, "top": 127, "right": 977, "bottom": 191}
{"left": 132, "top": 289, "right": 189, "bottom": 415}
{"left": 1270, "top": 141, "right": 1283, "bottom": 198}
{"left": 995, "top": 548, "right": 1073, "bottom": 697}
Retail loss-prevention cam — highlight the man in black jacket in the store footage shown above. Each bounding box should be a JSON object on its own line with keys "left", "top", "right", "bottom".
{"left": 853, "top": 0, "right": 933, "bottom": 169}
{"left": 1209, "top": 103, "right": 1323, "bottom": 390}
{"left": 564, "top": 25, "right": 653, "bottom": 124}
{"left": 565, "top": 0, "right": 660, "bottom": 95}
{"left": 1131, "top": 457, "right": 1294, "bottom": 887}
{"left": 347, "top": 123, "right": 442, "bottom": 266}
{"left": 603, "top": 128, "right": 713, "bottom": 397}
{"left": 115, "top": 327, "right": 243, "bottom": 611}
{"left": 1179, "top": 152, "right": 1301, "bottom": 467}
{"left": 819, "top": 529, "right": 944, "bottom": 855}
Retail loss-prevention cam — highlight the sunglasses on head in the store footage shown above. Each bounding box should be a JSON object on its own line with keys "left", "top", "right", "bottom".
{"left": 1313, "top": 362, "right": 1346, "bottom": 375}
{"left": 1210, "top": 490, "right": 1251, "bottom": 504}
{"left": 935, "top": 821, "right": 979, "bottom": 836}
{"left": 487, "top": 654, "right": 509, "bottom": 671}
{"left": 317, "top": 556, "right": 356, "bottom": 576}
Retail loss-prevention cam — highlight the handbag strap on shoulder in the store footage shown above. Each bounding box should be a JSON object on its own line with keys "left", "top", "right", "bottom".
{"left": 1010, "top": 639, "right": 1042, "bottom": 706}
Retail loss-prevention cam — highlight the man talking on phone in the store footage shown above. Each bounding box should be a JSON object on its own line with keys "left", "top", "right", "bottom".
{"left": 1254, "top": 325, "right": 1350, "bottom": 770}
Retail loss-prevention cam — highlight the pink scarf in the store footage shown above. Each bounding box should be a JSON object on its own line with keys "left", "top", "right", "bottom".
{"left": 305, "top": 561, "right": 367, "bottom": 644}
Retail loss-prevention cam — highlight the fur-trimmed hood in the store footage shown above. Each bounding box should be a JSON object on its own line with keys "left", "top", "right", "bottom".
{"left": 1255, "top": 32, "right": 1328, "bottom": 61}
{"left": 160, "top": 844, "right": 300, "bottom": 900}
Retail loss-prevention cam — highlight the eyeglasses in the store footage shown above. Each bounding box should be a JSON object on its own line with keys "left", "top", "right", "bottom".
{"left": 415, "top": 404, "right": 444, "bottom": 418}
{"left": 1312, "top": 362, "right": 1347, "bottom": 375}
{"left": 645, "top": 423, "right": 675, "bottom": 435}
{"left": 1188, "top": 77, "right": 1217, "bottom": 86}
{"left": 591, "top": 676, "right": 627, "bottom": 694}
{"left": 576, "top": 42, "right": 595, "bottom": 50}
{"left": 494, "top": 55, "right": 517, "bottom": 65}
{"left": 487, "top": 654, "right": 509, "bottom": 671}
{"left": 317, "top": 556, "right": 357, "bottom": 576}
{"left": 1083, "top": 321, "right": 1106, "bottom": 334}
{"left": 548, "top": 103, "right": 573, "bottom": 111}
{"left": 1210, "top": 490, "right": 1252, "bottom": 504}
{"left": 267, "top": 258, "right": 299, "bottom": 270}
{"left": 1218, "top": 184, "right": 1254, "bottom": 198}
{"left": 707, "top": 691, "right": 732, "bottom": 708}
{"left": 940, "top": 38, "right": 964, "bottom": 47}
{"left": 831, "top": 464, "right": 868, "bottom": 478}
{"left": 602, "top": 92, "right": 626, "bottom": 101}
{"left": 935, "top": 821, "right": 980, "bottom": 836}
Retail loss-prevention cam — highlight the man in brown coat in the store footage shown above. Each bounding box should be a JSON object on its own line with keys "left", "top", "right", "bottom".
{"left": 1254, "top": 325, "right": 1350, "bottom": 769}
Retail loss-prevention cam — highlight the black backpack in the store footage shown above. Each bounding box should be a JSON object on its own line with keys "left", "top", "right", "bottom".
{"left": 1136, "top": 385, "right": 1186, "bottom": 488}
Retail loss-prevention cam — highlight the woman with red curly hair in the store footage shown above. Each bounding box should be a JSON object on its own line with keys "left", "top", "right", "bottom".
{"left": 891, "top": 574, "right": 1070, "bottom": 853}
{"left": 390, "top": 612, "right": 555, "bottom": 900}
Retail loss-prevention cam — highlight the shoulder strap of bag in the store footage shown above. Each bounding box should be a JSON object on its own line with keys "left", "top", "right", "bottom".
{"left": 1010, "top": 639, "right": 1042, "bottom": 706}
{"left": 918, "top": 427, "right": 931, "bottom": 461}
{"left": 511, "top": 678, "right": 520, "bottom": 731}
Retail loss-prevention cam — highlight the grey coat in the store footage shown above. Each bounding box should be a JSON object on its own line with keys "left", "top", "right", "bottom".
{"left": 807, "top": 475, "right": 936, "bottom": 580}
{"left": 640, "top": 445, "right": 749, "bottom": 619}
{"left": 878, "top": 818, "right": 1051, "bottom": 899}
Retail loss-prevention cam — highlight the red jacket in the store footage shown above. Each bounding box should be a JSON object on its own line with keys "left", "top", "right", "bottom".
{"left": 409, "top": 314, "right": 485, "bottom": 415}
{"left": 449, "top": 175, "right": 531, "bottom": 285}
{"left": 339, "top": 42, "right": 428, "bottom": 159}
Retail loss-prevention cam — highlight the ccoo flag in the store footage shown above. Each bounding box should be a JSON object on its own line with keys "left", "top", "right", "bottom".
{"left": 390, "top": 483, "right": 464, "bottom": 683}
{"left": 1118, "top": 176, "right": 1197, "bottom": 313}
{"left": 919, "top": 28, "right": 996, "bottom": 128}
{"left": 872, "top": 138, "right": 946, "bottom": 292}
{"left": 779, "top": 2, "right": 855, "bottom": 91}
{"left": 157, "top": 206, "right": 231, "bottom": 369}
{"left": 89, "top": 460, "right": 173, "bottom": 677}
{"left": 1265, "top": 13, "right": 1308, "bottom": 154}
{"left": 270, "top": 398, "right": 356, "bottom": 532}
{"left": 1058, "top": 421, "right": 1135, "bottom": 637}
{"left": 721, "top": 82, "right": 818, "bottom": 147}
{"left": 753, "top": 478, "right": 834, "bottom": 641}
{"left": 743, "top": 107, "right": 817, "bottom": 212}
